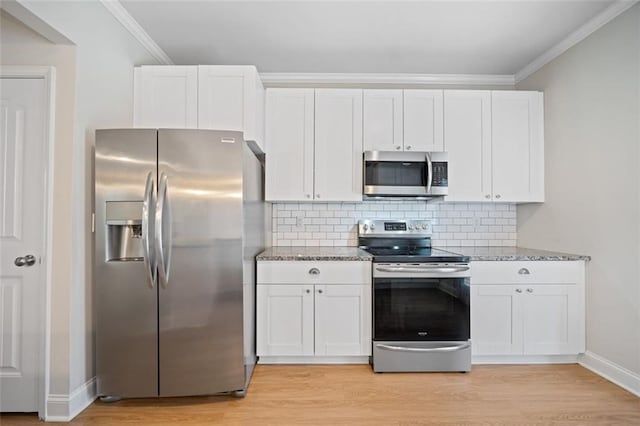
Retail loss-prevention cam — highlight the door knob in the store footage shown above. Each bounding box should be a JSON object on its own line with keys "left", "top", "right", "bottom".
{"left": 15, "top": 255, "right": 36, "bottom": 267}
{"left": 515, "top": 288, "right": 523, "bottom": 293}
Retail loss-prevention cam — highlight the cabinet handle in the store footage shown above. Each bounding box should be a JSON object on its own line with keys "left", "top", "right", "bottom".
{"left": 526, "top": 288, "right": 533, "bottom": 293}
{"left": 518, "top": 268, "right": 530, "bottom": 275}
{"left": 308, "top": 268, "right": 320, "bottom": 275}
{"left": 406, "top": 145, "right": 412, "bottom": 150}
{"left": 318, "top": 289, "right": 323, "bottom": 294}
{"left": 305, "top": 289, "right": 311, "bottom": 294}
{"left": 485, "top": 194, "right": 491, "bottom": 199}
{"left": 515, "top": 288, "right": 523, "bottom": 293}
{"left": 395, "top": 146, "right": 401, "bottom": 150}
{"left": 495, "top": 194, "right": 501, "bottom": 199}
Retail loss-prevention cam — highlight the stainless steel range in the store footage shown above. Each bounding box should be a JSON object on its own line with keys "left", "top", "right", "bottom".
{"left": 358, "top": 219, "right": 471, "bottom": 373}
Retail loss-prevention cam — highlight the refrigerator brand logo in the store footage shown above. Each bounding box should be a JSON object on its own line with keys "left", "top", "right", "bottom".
{"left": 418, "top": 331, "right": 428, "bottom": 336}
{"left": 220, "top": 137, "right": 236, "bottom": 144}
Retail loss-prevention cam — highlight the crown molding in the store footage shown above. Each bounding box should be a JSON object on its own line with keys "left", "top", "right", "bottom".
{"left": 259, "top": 73, "right": 515, "bottom": 87}
{"left": 515, "top": 0, "right": 638, "bottom": 83}
{"left": 100, "top": 0, "right": 173, "bottom": 65}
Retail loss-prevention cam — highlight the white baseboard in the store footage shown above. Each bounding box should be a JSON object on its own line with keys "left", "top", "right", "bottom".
{"left": 46, "top": 376, "right": 97, "bottom": 422}
{"left": 472, "top": 354, "right": 579, "bottom": 364}
{"left": 259, "top": 356, "right": 370, "bottom": 364}
{"left": 579, "top": 351, "right": 640, "bottom": 397}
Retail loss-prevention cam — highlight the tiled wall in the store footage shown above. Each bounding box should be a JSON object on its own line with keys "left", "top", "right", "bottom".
{"left": 271, "top": 200, "right": 517, "bottom": 247}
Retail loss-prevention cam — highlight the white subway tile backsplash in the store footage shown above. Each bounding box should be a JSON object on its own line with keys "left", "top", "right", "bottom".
{"left": 272, "top": 200, "right": 517, "bottom": 247}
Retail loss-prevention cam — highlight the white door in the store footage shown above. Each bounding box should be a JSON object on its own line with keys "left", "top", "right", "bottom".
{"left": 264, "top": 89, "right": 315, "bottom": 201}
{"left": 0, "top": 77, "right": 47, "bottom": 412}
{"left": 134, "top": 66, "right": 198, "bottom": 128}
{"left": 256, "top": 285, "right": 314, "bottom": 356}
{"left": 314, "top": 89, "right": 363, "bottom": 202}
{"left": 403, "top": 90, "right": 444, "bottom": 152}
{"left": 471, "top": 285, "right": 523, "bottom": 355}
{"left": 522, "top": 285, "right": 581, "bottom": 355}
{"left": 363, "top": 90, "right": 403, "bottom": 151}
{"left": 444, "top": 90, "right": 492, "bottom": 202}
{"left": 491, "top": 91, "right": 544, "bottom": 202}
{"left": 314, "top": 285, "right": 371, "bottom": 356}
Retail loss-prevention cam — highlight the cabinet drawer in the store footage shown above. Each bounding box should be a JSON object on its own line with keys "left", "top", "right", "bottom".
{"left": 258, "top": 261, "right": 371, "bottom": 285}
{"left": 471, "top": 261, "right": 584, "bottom": 285}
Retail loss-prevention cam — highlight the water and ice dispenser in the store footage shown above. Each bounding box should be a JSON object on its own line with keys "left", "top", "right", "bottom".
{"left": 105, "top": 201, "right": 145, "bottom": 262}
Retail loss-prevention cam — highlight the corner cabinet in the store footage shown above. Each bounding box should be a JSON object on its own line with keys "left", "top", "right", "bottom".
{"left": 265, "top": 89, "right": 363, "bottom": 202}
{"left": 257, "top": 261, "right": 372, "bottom": 363}
{"left": 133, "top": 65, "right": 265, "bottom": 151}
{"left": 444, "top": 90, "right": 544, "bottom": 203}
{"left": 470, "top": 261, "right": 585, "bottom": 362}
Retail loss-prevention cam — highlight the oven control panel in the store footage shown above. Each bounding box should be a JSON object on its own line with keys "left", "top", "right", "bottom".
{"left": 358, "top": 219, "right": 432, "bottom": 236}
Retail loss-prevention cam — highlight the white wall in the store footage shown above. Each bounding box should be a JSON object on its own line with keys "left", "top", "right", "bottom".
{"left": 516, "top": 5, "right": 640, "bottom": 376}
{"left": 1, "top": 0, "right": 161, "bottom": 411}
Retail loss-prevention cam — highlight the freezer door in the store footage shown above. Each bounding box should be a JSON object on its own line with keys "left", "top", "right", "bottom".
{"left": 95, "top": 129, "right": 158, "bottom": 397}
{"left": 157, "top": 129, "right": 245, "bottom": 396}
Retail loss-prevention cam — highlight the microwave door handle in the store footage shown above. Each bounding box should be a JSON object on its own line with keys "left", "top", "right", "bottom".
{"left": 425, "top": 152, "right": 433, "bottom": 194}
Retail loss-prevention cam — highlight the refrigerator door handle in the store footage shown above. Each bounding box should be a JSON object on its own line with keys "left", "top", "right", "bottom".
{"left": 142, "top": 172, "right": 156, "bottom": 289}
{"left": 156, "top": 173, "right": 172, "bottom": 289}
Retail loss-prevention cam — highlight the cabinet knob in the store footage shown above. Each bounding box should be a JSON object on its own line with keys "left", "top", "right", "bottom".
{"left": 395, "top": 146, "right": 401, "bottom": 150}
{"left": 306, "top": 194, "right": 311, "bottom": 199}
{"left": 526, "top": 288, "right": 534, "bottom": 293}
{"left": 495, "top": 194, "right": 501, "bottom": 199}
{"left": 406, "top": 145, "right": 412, "bottom": 150}
{"left": 485, "top": 194, "right": 491, "bottom": 199}
{"left": 317, "top": 289, "right": 323, "bottom": 294}
{"left": 518, "top": 268, "right": 530, "bottom": 275}
{"left": 316, "top": 194, "right": 320, "bottom": 199}
{"left": 308, "top": 268, "right": 320, "bottom": 275}
{"left": 515, "top": 288, "right": 523, "bottom": 293}
{"left": 305, "top": 289, "right": 311, "bottom": 294}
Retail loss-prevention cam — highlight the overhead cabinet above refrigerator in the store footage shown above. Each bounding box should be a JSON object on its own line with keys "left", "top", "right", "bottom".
{"left": 94, "top": 129, "right": 265, "bottom": 399}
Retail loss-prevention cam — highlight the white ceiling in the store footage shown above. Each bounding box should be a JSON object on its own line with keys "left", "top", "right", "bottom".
{"left": 120, "top": 0, "right": 615, "bottom": 75}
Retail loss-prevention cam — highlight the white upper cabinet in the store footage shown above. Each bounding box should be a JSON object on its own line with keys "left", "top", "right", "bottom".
{"left": 314, "top": 89, "right": 363, "bottom": 202}
{"left": 134, "top": 65, "right": 265, "bottom": 151}
{"left": 134, "top": 66, "right": 198, "bottom": 128}
{"left": 491, "top": 91, "right": 544, "bottom": 202}
{"left": 445, "top": 90, "right": 544, "bottom": 203}
{"left": 265, "top": 89, "right": 315, "bottom": 201}
{"left": 403, "top": 90, "right": 444, "bottom": 152}
{"left": 444, "top": 90, "right": 492, "bottom": 202}
{"left": 265, "top": 88, "right": 363, "bottom": 202}
{"left": 363, "top": 90, "right": 403, "bottom": 151}
{"left": 198, "top": 66, "right": 265, "bottom": 149}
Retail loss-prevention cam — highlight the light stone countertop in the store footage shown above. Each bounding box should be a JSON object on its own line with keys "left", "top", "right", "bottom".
{"left": 256, "top": 246, "right": 373, "bottom": 261}
{"left": 443, "top": 246, "right": 591, "bottom": 261}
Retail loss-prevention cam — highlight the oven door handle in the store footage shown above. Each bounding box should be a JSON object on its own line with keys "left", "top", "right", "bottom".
{"left": 376, "top": 343, "right": 471, "bottom": 353}
{"left": 375, "top": 266, "right": 470, "bottom": 274}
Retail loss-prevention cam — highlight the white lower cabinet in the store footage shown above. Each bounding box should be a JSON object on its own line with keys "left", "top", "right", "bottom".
{"left": 257, "top": 261, "right": 371, "bottom": 361}
{"left": 471, "top": 261, "right": 585, "bottom": 360}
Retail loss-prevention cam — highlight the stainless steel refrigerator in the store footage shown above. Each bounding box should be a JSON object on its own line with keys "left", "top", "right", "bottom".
{"left": 94, "top": 129, "right": 265, "bottom": 398}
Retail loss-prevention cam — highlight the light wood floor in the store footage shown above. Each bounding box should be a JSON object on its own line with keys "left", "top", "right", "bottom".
{"left": 3, "top": 364, "right": 639, "bottom": 425}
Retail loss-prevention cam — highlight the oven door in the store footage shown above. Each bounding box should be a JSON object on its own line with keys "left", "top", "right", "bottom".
{"left": 363, "top": 151, "right": 448, "bottom": 197}
{"left": 373, "top": 272, "right": 470, "bottom": 342}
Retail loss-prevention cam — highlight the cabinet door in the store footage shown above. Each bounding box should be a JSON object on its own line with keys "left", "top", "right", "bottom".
{"left": 403, "top": 90, "right": 444, "bottom": 152}
{"left": 471, "top": 285, "right": 523, "bottom": 355}
{"left": 198, "top": 66, "right": 264, "bottom": 147}
{"left": 363, "top": 90, "right": 403, "bottom": 151}
{"left": 265, "top": 89, "right": 315, "bottom": 201}
{"left": 314, "top": 285, "right": 371, "bottom": 356}
{"left": 491, "top": 91, "right": 544, "bottom": 202}
{"left": 522, "top": 285, "right": 582, "bottom": 355}
{"left": 256, "top": 285, "right": 314, "bottom": 356}
{"left": 444, "top": 91, "right": 492, "bottom": 202}
{"left": 134, "top": 66, "right": 198, "bottom": 128}
{"left": 314, "top": 89, "right": 363, "bottom": 202}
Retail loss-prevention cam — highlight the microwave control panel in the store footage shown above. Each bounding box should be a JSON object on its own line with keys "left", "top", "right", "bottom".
{"left": 432, "top": 162, "right": 448, "bottom": 187}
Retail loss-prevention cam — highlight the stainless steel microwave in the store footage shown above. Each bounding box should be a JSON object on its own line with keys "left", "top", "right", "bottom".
{"left": 363, "top": 151, "right": 448, "bottom": 199}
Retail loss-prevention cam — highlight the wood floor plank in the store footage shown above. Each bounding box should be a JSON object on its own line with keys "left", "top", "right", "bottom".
{"left": 1, "top": 364, "right": 639, "bottom": 425}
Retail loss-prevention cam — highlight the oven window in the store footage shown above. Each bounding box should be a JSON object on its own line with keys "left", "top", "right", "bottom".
{"left": 365, "top": 161, "right": 427, "bottom": 187}
{"left": 374, "top": 277, "right": 470, "bottom": 341}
